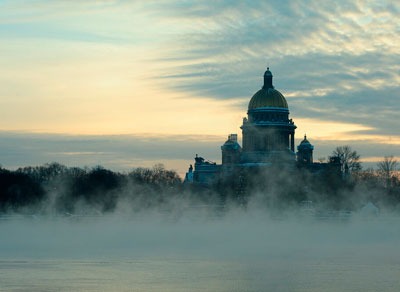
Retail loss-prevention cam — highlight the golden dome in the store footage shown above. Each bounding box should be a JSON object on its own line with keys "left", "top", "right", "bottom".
{"left": 248, "top": 67, "right": 288, "bottom": 110}
{"left": 248, "top": 88, "right": 288, "bottom": 110}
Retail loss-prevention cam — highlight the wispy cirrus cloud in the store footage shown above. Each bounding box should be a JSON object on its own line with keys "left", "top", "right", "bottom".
{"left": 150, "top": 1, "right": 400, "bottom": 139}
{"left": 0, "top": 0, "right": 399, "bottom": 170}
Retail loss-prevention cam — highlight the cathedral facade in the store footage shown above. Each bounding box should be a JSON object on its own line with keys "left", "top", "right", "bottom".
{"left": 185, "top": 68, "right": 334, "bottom": 185}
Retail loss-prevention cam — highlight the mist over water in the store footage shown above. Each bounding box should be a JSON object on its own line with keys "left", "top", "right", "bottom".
{"left": 1, "top": 205, "right": 400, "bottom": 292}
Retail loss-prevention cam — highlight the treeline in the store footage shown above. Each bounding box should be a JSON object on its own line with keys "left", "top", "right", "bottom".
{"left": 0, "top": 163, "right": 182, "bottom": 214}
{"left": 214, "top": 146, "right": 400, "bottom": 212}
{"left": 327, "top": 148, "right": 400, "bottom": 211}
{"left": 298, "top": 147, "right": 400, "bottom": 211}
{"left": 1, "top": 147, "right": 400, "bottom": 215}
{"left": 353, "top": 155, "right": 400, "bottom": 209}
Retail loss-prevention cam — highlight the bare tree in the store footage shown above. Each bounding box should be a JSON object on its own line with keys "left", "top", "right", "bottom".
{"left": 377, "top": 155, "right": 398, "bottom": 188}
{"left": 332, "top": 145, "right": 361, "bottom": 173}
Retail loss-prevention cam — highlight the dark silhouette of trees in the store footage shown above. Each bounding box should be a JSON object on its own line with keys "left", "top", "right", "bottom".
{"left": 61, "top": 166, "right": 123, "bottom": 213}
{"left": 332, "top": 145, "right": 361, "bottom": 173}
{"left": 3, "top": 153, "right": 400, "bottom": 214}
{"left": 17, "top": 162, "right": 68, "bottom": 183}
{"left": 128, "top": 164, "right": 181, "bottom": 189}
{"left": 0, "top": 168, "right": 45, "bottom": 212}
{"left": 125, "top": 164, "right": 183, "bottom": 210}
{"left": 0, "top": 163, "right": 183, "bottom": 214}
{"left": 377, "top": 156, "right": 398, "bottom": 188}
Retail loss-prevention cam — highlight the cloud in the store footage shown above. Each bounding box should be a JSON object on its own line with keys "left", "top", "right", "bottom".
{"left": 0, "top": 0, "right": 399, "bottom": 172}
{"left": 149, "top": 1, "right": 400, "bottom": 140}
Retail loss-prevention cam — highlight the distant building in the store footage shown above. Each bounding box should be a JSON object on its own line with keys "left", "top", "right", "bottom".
{"left": 184, "top": 68, "right": 341, "bottom": 186}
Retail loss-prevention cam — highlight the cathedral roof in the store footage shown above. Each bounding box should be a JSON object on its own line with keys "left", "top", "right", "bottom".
{"left": 298, "top": 135, "right": 314, "bottom": 150}
{"left": 221, "top": 139, "right": 241, "bottom": 150}
{"left": 221, "top": 134, "right": 241, "bottom": 151}
{"left": 248, "top": 68, "right": 288, "bottom": 110}
{"left": 248, "top": 88, "right": 288, "bottom": 110}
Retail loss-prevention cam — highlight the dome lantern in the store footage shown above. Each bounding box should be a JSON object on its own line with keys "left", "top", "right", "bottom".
{"left": 263, "top": 67, "right": 273, "bottom": 89}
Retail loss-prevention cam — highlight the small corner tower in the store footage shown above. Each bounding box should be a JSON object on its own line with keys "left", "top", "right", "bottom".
{"left": 297, "top": 135, "right": 314, "bottom": 165}
{"left": 221, "top": 134, "right": 241, "bottom": 165}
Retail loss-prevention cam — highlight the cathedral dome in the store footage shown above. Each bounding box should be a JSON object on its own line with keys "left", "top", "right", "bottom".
{"left": 297, "top": 135, "right": 314, "bottom": 150}
{"left": 248, "top": 68, "right": 288, "bottom": 110}
{"left": 248, "top": 88, "right": 288, "bottom": 109}
{"left": 221, "top": 139, "right": 240, "bottom": 150}
{"left": 221, "top": 134, "right": 241, "bottom": 151}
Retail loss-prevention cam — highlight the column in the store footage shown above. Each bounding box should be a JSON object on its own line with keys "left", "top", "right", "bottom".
{"left": 290, "top": 132, "right": 295, "bottom": 152}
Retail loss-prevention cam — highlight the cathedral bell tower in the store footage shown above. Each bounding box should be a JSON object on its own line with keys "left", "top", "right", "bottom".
{"left": 297, "top": 135, "right": 314, "bottom": 165}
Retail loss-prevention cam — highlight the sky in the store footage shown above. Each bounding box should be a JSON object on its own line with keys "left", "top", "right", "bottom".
{"left": 0, "top": 0, "right": 399, "bottom": 176}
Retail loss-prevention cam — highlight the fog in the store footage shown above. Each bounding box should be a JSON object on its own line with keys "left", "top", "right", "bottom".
{"left": 1, "top": 159, "right": 399, "bottom": 290}
{"left": 1, "top": 205, "right": 400, "bottom": 291}
{"left": 2, "top": 208, "right": 399, "bottom": 260}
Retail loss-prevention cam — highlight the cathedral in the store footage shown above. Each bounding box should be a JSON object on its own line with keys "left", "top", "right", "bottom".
{"left": 185, "top": 68, "right": 338, "bottom": 185}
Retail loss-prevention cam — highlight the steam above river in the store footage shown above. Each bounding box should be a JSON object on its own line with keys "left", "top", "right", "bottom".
{"left": 1, "top": 209, "right": 400, "bottom": 291}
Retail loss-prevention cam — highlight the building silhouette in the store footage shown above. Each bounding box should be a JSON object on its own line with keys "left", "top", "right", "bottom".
{"left": 185, "top": 68, "right": 340, "bottom": 185}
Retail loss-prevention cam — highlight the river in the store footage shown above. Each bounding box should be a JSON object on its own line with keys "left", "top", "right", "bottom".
{"left": 1, "top": 212, "right": 399, "bottom": 291}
